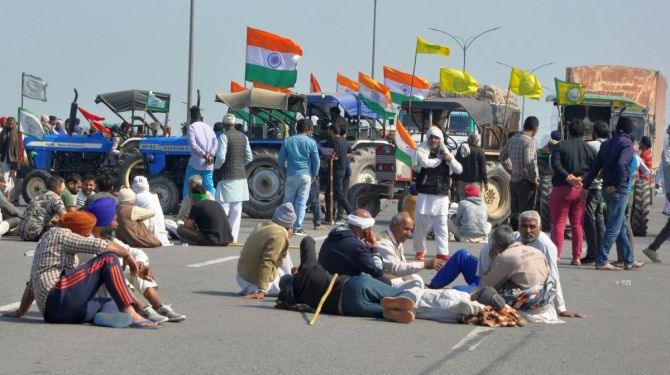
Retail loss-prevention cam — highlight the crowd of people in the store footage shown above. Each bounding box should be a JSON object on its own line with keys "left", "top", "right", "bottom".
{"left": 2, "top": 108, "right": 667, "bottom": 330}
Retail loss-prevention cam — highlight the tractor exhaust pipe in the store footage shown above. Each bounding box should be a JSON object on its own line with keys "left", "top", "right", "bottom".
{"left": 67, "top": 88, "right": 79, "bottom": 135}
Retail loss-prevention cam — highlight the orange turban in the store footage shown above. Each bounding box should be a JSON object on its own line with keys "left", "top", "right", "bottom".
{"left": 59, "top": 211, "right": 97, "bottom": 237}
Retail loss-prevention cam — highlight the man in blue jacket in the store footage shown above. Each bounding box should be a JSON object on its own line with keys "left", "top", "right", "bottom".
{"left": 582, "top": 117, "right": 644, "bottom": 271}
{"left": 318, "top": 208, "right": 387, "bottom": 282}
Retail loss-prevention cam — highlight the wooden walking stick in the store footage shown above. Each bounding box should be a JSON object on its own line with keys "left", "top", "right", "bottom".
{"left": 309, "top": 273, "right": 339, "bottom": 326}
{"left": 329, "top": 157, "right": 334, "bottom": 225}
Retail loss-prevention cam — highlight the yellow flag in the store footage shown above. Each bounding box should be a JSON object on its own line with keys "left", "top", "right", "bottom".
{"left": 509, "top": 68, "right": 542, "bottom": 100}
{"left": 416, "top": 37, "right": 450, "bottom": 56}
{"left": 439, "top": 68, "right": 478, "bottom": 95}
{"left": 555, "top": 78, "right": 585, "bottom": 105}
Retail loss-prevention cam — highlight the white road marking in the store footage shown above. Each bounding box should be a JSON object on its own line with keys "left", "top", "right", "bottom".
{"left": 451, "top": 327, "right": 494, "bottom": 350}
{"left": 186, "top": 256, "right": 240, "bottom": 268}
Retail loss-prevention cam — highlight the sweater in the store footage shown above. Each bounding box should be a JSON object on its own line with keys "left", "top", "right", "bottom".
{"left": 318, "top": 226, "right": 384, "bottom": 279}
{"left": 115, "top": 204, "right": 162, "bottom": 248}
{"left": 480, "top": 243, "right": 549, "bottom": 291}
{"left": 550, "top": 137, "right": 597, "bottom": 187}
{"left": 583, "top": 131, "right": 633, "bottom": 194}
{"left": 278, "top": 134, "right": 320, "bottom": 177}
{"left": 453, "top": 196, "right": 489, "bottom": 237}
{"left": 237, "top": 221, "right": 289, "bottom": 292}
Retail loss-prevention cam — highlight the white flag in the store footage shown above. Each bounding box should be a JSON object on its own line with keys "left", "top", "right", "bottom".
{"left": 22, "top": 73, "right": 47, "bottom": 102}
{"left": 18, "top": 107, "right": 45, "bottom": 140}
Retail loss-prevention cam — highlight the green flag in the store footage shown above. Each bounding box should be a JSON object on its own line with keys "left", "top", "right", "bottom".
{"left": 146, "top": 91, "right": 170, "bottom": 113}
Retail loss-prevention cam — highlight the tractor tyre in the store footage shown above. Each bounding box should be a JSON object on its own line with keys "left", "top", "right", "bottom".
{"left": 22, "top": 170, "right": 52, "bottom": 204}
{"left": 348, "top": 183, "right": 381, "bottom": 217}
{"left": 483, "top": 161, "right": 511, "bottom": 226}
{"left": 537, "top": 176, "right": 553, "bottom": 232}
{"left": 148, "top": 175, "right": 180, "bottom": 214}
{"left": 243, "top": 148, "right": 283, "bottom": 219}
{"left": 397, "top": 189, "right": 416, "bottom": 220}
{"left": 349, "top": 146, "right": 377, "bottom": 185}
{"left": 631, "top": 178, "right": 651, "bottom": 236}
{"left": 118, "top": 150, "right": 146, "bottom": 188}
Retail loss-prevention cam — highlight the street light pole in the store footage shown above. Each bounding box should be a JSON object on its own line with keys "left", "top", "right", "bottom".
{"left": 371, "top": 0, "right": 377, "bottom": 78}
{"left": 430, "top": 26, "right": 501, "bottom": 72}
{"left": 495, "top": 61, "right": 555, "bottom": 121}
{"left": 186, "top": 0, "right": 195, "bottom": 121}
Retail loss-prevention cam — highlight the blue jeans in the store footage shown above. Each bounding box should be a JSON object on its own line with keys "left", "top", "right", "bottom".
{"left": 428, "top": 249, "right": 480, "bottom": 292}
{"left": 597, "top": 191, "right": 634, "bottom": 266}
{"left": 182, "top": 166, "right": 215, "bottom": 198}
{"left": 341, "top": 274, "right": 416, "bottom": 318}
{"left": 308, "top": 177, "right": 320, "bottom": 224}
{"left": 283, "top": 174, "right": 312, "bottom": 230}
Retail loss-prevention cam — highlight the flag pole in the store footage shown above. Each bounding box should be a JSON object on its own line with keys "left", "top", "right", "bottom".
{"left": 501, "top": 86, "right": 512, "bottom": 136}
{"left": 407, "top": 50, "right": 418, "bottom": 138}
{"left": 18, "top": 73, "right": 25, "bottom": 167}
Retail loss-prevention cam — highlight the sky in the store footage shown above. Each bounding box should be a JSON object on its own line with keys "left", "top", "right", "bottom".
{"left": 3, "top": 0, "right": 669, "bottom": 141}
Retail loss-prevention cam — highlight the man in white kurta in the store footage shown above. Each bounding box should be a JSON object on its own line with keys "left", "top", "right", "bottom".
{"left": 132, "top": 176, "right": 172, "bottom": 246}
{"left": 214, "top": 114, "right": 253, "bottom": 243}
{"left": 412, "top": 127, "right": 462, "bottom": 261}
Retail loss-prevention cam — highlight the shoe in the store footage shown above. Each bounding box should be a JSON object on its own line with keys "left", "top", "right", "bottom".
{"left": 313, "top": 223, "right": 323, "bottom": 230}
{"left": 624, "top": 261, "right": 645, "bottom": 270}
{"left": 334, "top": 220, "right": 347, "bottom": 226}
{"left": 595, "top": 263, "right": 622, "bottom": 271}
{"left": 570, "top": 259, "right": 581, "bottom": 266}
{"left": 453, "top": 301, "right": 483, "bottom": 317}
{"left": 380, "top": 296, "right": 415, "bottom": 312}
{"left": 436, "top": 254, "right": 450, "bottom": 261}
{"left": 643, "top": 248, "right": 662, "bottom": 263}
{"left": 140, "top": 305, "right": 169, "bottom": 323}
{"left": 382, "top": 308, "right": 415, "bottom": 324}
{"left": 92, "top": 312, "right": 132, "bottom": 328}
{"left": 155, "top": 304, "right": 187, "bottom": 322}
{"left": 320, "top": 220, "right": 332, "bottom": 226}
{"left": 580, "top": 257, "right": 595, "bottom": 265}
{"left": 293, "top": 229, "right": 306, "bottom": 236}
{"left": 611, "top": 261, "right": 625, "bottom": 268}
{"left": 415, "top": 251, "right": 425, "bottom": 260}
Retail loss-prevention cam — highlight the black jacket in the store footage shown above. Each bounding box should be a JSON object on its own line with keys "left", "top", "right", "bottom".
{"left": 550, "top": 138, "right": 597, "bottom": 187}
{"left": 318, "top": 226, "right": 384, "bottom": 279}
{"left": 456, "top": 144, "right": 487, "bottom": 183}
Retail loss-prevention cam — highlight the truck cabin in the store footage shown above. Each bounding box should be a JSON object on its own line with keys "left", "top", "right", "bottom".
{"left": 549, "top": 94, "right": 650, "bottom": 142}
{"left": 305, "top": 92, "right": 388, "bottom": 142}
{"left": 400, "top": 97, "right": 520, "bottom": 152}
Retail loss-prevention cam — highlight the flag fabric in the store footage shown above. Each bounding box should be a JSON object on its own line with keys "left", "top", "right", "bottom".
{"left": 508, "top": 68, "right": 542, "bottom": 100}
{"left": 439, "top": 68, "right": 478, "bottom": 95}
{"left": 383, "top": 65, "right": 429, "bottom": 104}
{"left": 358, "top": 72, "right": 395, "bottom": 118}
{"left": 310, "top": 73, "right": 322, "bottom": 93}
{"left": 245, "top": 26, "right": 302, "bottom": 88}
{"left": 231, "top": 80, "right": 246, "bottom": 93}
{"left": 18, "top": 107, "right": 44, "bottom": 140}
{"left": 416, "top": 37, "right": 450, "bottom": 56}
{"left": 394, "top": 118, "right": 416, "bottom": 168}
{"left": 555, "top": 78, "right": 585, "bottom": 105}
{"left": 252, "top": 81, "right": 293, "bottom": 93}
{"left": 78, "top": 107, "right": 111, "bottom": 136}
{"left": 146, "top": 91, "right": 170, "bottom": 113}
{"left": 336, "top": 73, "right": 359, "bottom": 93}
{"left": 22, "top": 73, "right": 48, "bottom": 102}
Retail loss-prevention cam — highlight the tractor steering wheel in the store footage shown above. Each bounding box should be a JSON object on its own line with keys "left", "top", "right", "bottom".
{"left": 444, "top": 135, "right": 459, "bottom": 152}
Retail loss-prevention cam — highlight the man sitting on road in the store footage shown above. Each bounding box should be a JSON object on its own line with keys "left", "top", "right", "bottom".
{"left": 85, "top": 172, "right": 117, "bottom": 206}
{"left": 115, "top": 189, "right": 162, "bottom": 248}
{"left": 318, "top": 209, "right": 386, "bottom": 282}
{"left": 62, "top": 173, "right": 82, "bottom": 212}
{"left": 0, "top": 175, "right": 22, "bottom": 234}
{"left": 174, "top": 174, "right": 214, "bottom": 223}
{"left": 76, "top": 174, "right": 96, "bottom": 209}
{"left": 236, "top": 203, "right": 296, "bottom": 299}
{"left": 176, "top": 185, "right": 233, "bottom": 246}
{"left": 86, "top": 197, "right": 186, "bottom": 323}
{"left": 448, "top": 184, "right": 491, "bottom": 243}
{"left": 19, "top": 176, "right": 67, "bottom": 241}
{"left": 132, "top": 176, "right": 172, "bottom": 246}
{"left": 5, "top": 210, "right": 157, "bottom": 328}
{"left": 377, "top": 212, "right": 444, "bottom": 288}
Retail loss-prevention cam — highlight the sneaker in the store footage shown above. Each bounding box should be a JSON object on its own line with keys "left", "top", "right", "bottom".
{"left": 313, "top": 223, "right": 323, "bottom": 230}
{"left": 624, "top": 261, "right": 645, "bottom": 270}
{"left": 155, "top": 304, "right": 187, "bottom": 322}
{"left": 415, "top": 251, "right": 425, "bottom": 260}
{"left": 140, "top": 305, "right": 169, "bottom": 323}
{"left": 293, "top": 229, "right": 306, "bottom": 236}
{"left": 643, "top": 248, "right": 662, "bottom": 263}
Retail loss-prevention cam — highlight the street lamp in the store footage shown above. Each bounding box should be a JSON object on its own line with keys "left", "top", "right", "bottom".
{"left": 496, "top": 61, "right": 555, "bottom": 120}
{"left": 430, "top": 26, "right": 502, "bottom": 72}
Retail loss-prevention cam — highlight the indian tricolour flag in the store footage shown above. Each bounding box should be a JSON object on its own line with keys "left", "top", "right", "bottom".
{"left": 394, "top": 118, "right": 416, "bottom": 168}
{"left": 336, "top": 73, "right": 359, "bottom": 93}
{"left": 358, "top": 72, "right": 395, "bottom": 118}
{"left": 245, "top": 27, "right": 302, "bottom": 88}
{"left": 383, "top": 65, "right": 429, "bottom": 104}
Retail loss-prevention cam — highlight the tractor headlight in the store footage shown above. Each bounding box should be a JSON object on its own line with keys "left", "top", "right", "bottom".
{"left": 147, "top": 154, "right": 155, "bottom": 163}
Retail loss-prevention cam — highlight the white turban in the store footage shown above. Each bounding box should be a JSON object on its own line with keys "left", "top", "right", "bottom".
{"left": 132, "top": 176, "right": 150, "bottom": 193}
{"left": 423, "top": 126, "right": 447, "bottom": 153}
{"left": 347, "top": 214, "right": 375, "bottom": 229}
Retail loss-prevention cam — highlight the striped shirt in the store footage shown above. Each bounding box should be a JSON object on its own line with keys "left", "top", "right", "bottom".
{"left": 28, "top": 228, "right": 108, "bottom": 314}
{"left": 499, "top": 133, "right": 538, "bottom": 183}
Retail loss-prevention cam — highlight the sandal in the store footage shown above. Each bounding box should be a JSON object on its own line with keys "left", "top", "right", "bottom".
{"left": 130, "top": 319, "right": 160, "bottom": 329}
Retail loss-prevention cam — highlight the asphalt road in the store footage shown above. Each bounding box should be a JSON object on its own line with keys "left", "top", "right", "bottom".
{"left": 1, "top": 198, "right": 669, "bottom": 375}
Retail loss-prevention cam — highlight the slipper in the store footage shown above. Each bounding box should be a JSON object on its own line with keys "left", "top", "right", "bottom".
{"left": 92, "top": 312, "right": 132, "bottom": 328}
{"left": 130, "top": 319, "right": 160, "bottom": 329}
{"left": 595, "top": 263, "right": 622, "bottom": 271}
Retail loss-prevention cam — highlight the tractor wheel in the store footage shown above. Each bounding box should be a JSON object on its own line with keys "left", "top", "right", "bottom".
{"left": 349, "top": 146, "right": 377, "bottom": 185}
{"left": 22, "top": 170, "right": 52, "bottom": 204}
{"left": 243, "top": 148, "right": 283, "bottom": 219}
{"left": 631, "top": 178, "right": 651, "bottom": 236}
{"left": 537, "top": 176, "right": 553, "bottom": 232}
{"left": 118, "top": 150, "right": 146, "bottom": 188}
{"left": 483, "top": 161, "right": 511, "bottom": 225}
{"left": 348, "top": 183, "right": 381, "bottom": 217}
{"left": 148, "top": 175, "right": 180, "bottom": 214}
{"left": 397, "top": 189, "right": 416, "bottom": 220}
